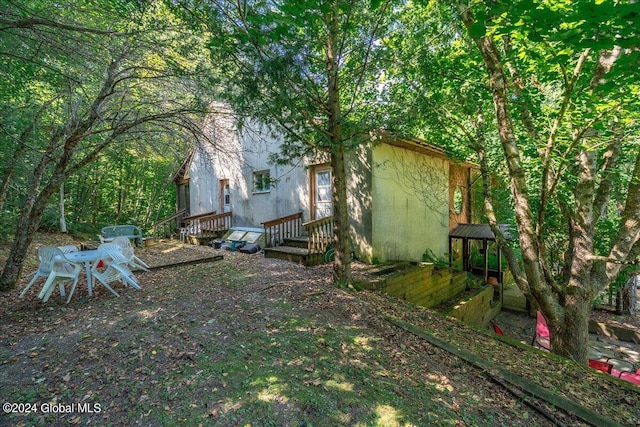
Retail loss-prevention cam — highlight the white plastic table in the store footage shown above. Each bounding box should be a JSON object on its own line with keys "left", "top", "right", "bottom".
{"left": 65, "top": 250, "right": 100, "bottom": 296}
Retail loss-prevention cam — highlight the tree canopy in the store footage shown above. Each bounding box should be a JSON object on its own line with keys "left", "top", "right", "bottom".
{"left": 0, "top": 0, "right": 218, "bottom": 289}
{"left": 379, "top": 0, "right": 640, "bottom": 362}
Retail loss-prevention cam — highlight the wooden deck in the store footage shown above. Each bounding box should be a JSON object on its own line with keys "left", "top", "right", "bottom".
{"left": 182, "top": 211, "right": 232, "bottom": 242}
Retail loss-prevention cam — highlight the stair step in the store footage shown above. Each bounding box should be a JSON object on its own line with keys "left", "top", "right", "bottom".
{"left": 264, "top": 246, "right": 310, "bottom": 264}
{"left": 283, "top": 236, "right": 309, "bottom": 249}
{"left": 265, "top": 246, "right": 309, "bottom": 255}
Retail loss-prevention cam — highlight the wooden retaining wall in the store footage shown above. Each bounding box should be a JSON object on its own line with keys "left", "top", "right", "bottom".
{"left": 503, "top": 282, "right": 528, "bottom": 313}
{"left": 446, "top": 286, "right": 502, "bottom": 328}
{"left": 358, "top": 263, "right": 468, "bottom": 309}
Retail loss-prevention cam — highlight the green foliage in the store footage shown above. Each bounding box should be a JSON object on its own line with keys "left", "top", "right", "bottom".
{"left": 469, "top": 249, "right": 506, "bottom": 271}
{"left": 0, "top": 0, "right": 214, "bottom": 238}
{"left": 421, "top": 248, "right": 450, "bottom": 269}
{"left": 200, "top": 0, "right": 396, "bottom": 159}
{"left": 388, "top": 0, "right": 640, "bottom": 297}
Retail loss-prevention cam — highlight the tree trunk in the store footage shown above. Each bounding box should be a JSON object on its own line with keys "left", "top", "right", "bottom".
{"left": 0, "top": 178, "right": 59, "bottom": 291}
{"left": 459, "top": 7, "right": 550, "bottom": 306}
{"left": 458, "top": 2, "right": 640, "bottom": 365}
{"left": 0, "top": 162, "right": 15, "bottom": 213}
{"left": 552, "top": 295, "right": 592, "bottom": 363}
{"left": 0, "top": 163, "right": 68, "bottom": 292}
{"left": 459, "top": 4, "right": 592, "bottom": 362}
{"left": 59, "top": 182, "right": 67, "bottom": 233}
{"left": 326, "top": 4, "right": 352, "bottom": 286}
{"left": 621, "top": 274, "right": 638, "bottom": 315}
{"left": 330, "top": 145, "right": 352, "bottom": 285}
{"left": 0, "top": 131, "right": 62, "bottom": 291}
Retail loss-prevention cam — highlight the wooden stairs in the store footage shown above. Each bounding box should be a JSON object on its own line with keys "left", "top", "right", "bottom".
{"left": 263, "top": 237, "right": 319, "bottom": 265}
{"left": 261, "top": 214, "right": 333, "bottom": 266}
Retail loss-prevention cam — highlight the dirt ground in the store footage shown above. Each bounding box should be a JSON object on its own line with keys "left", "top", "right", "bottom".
{"left": 1, "top": 234, "right": 639, "bottom": 426}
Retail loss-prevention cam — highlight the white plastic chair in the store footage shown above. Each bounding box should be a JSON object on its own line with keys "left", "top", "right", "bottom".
{"left": 21, "top": 245, "right": 79, "bottom": 288}
{"left": 85, "top": 243, "right": 141, "bottom": 299}
{"left": 112, "top": 236, "right": 149, "bottom": 271}
{"left": 19, "top": 247, "right": 81, "bottom": 302}
{"left": 100, "top": 243, "right": 142, "bottom": 290}
{"left": 20, "top": 247, "right": 57, "bottom": 298}
{"left": 57, "top": 245, "right": 79, "bottom": 254}
{"left": 20, "top": 245, "right": 78, "bottom": 286}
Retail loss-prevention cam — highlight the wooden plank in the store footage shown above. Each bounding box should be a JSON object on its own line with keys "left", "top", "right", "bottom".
{"left": 410, "top": 287, "right": 450, "bottom": 307}
{"left": 451, "top": 272, "right": 468, "bottom": 286}
{"left": 405, "top": 271, "right": 452, "bottom": 298}
{"left": 383, "top": 279, "right": 419, "bottom": 298}
{"left": 384, "top": 269, "right": 462, "bottom": 307}
{"left": 412, "top": 281, "right": 466, "bottom": 307}
{"left": 383, "top": 266, "right": 435, "bottom": 296}
{"left": 445, "top": 286, "right": 498, "bottom": 327}
{"left": 386, "top": 316, "right": 625, "bottom": 427}
{"left": 386, "top": 264, "right": 434, "bottom": 285}
{"left": 147, "top": 255, "right": 223, "bottom": 270}
{"left": 264, "top": 246, "right": 309, "bottom": 255}
{"left": 356, "top": 279, "right": 387, "bottom": 291}
{"left": 263, "top": 246, "right": 310, "bottom": 264}
{"left": 262, "top": 211, "right": 303, "bottom": 228}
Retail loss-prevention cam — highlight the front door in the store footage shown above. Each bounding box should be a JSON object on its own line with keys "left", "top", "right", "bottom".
{"left": 220, "top": 180, "right": 231, "bottom": 213}
{"left": 312, "top": 166, "right": 333, "bottom": 219}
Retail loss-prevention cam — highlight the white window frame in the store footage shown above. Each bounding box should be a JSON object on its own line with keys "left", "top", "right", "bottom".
{"left": 313, "top": 166, "right": 333, "bottom": 219}
{"left": 253, "top": 170, "right": 271, "bottom": 194}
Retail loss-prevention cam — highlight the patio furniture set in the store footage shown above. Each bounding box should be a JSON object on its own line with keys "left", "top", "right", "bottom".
{"left": 19, "top": 229, "right": 148, "bottom": 303}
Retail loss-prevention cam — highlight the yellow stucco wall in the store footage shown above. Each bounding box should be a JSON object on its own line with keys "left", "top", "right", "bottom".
{"left": 346, "top": 143, "right": 373, "bottom": 263}
{"left": 371, "top": 144, "right": 450, "bottom": 262}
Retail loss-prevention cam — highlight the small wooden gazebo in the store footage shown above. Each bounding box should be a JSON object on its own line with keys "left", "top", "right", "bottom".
{"left": 448, "top": 223, "right": 512, "bottom": 283}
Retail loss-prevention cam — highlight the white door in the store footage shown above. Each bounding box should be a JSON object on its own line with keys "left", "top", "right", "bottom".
{"left": 220, "top": 180, "right": 231, "bottom": 213}
{"left": 314, "top": 169, "right": 333, "bottom": 219}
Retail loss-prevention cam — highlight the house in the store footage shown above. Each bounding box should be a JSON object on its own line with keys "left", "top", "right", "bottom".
{"left": 175, "top": 103, "right": 477, "bottom": 264}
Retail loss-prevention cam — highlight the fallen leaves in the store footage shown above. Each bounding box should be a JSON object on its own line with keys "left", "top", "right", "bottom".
{"left": 1, "top": 236, "right": 638, "bottom": 426}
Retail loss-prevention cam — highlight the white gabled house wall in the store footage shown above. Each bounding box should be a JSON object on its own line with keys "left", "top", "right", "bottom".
{"left": 189, "top": 103, "right": 310, "bottom": 227}
{"left": 185, "top": 103, "right": 473, "bottom": 263}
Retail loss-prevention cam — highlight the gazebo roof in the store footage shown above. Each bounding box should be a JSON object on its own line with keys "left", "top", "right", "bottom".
{"left": 449, "top": 223, "right": 512, "bottom": 240}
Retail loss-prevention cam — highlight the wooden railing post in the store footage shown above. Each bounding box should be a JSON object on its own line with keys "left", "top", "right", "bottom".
{"left": 180, "top": 211, "right": 233, "bottom": 239}
{"left": 152, "top": 209, "right": 187, "bottom": 238}
{"left": 262, "top": 212, "right": 304, "bottom": 248}
{"left": 303, "top": 216, "right": 334, "bottom": 256}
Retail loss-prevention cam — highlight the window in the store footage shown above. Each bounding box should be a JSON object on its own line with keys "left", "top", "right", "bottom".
{"left": 313, "top": 168, "right": 333, "bottom": 218}
{"left": 253, "top": 170, "right": 271, "bottom": 193}
{"left": 453, "top": 187, "right": 464, "bottom": 214}
{"left": 220, "top": 180, "right": 230, "bottom": 212}
{"left": 316, "top": 171, "right": 331, "bottom": 202}
{"left": 224, "top": 185, "right": 230, "bottom": 206}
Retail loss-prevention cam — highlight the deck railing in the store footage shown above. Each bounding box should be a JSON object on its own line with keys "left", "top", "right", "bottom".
{"left": 198, "top": 211, "right": 233, "bottom": 237}
{"left": 262, "top": 211, "right": 303, "bottom": 248}
{"left": 152, "top": 209, "right": 187, "bottom": 237}
{"left": 303, "top": 216, "right": 334, "bottom": 255}
{"left": 183, "top": 210, "right": 217, "bottom": 222}
{"left": 182, "top": 211, "right": 232, "bottom": 239}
